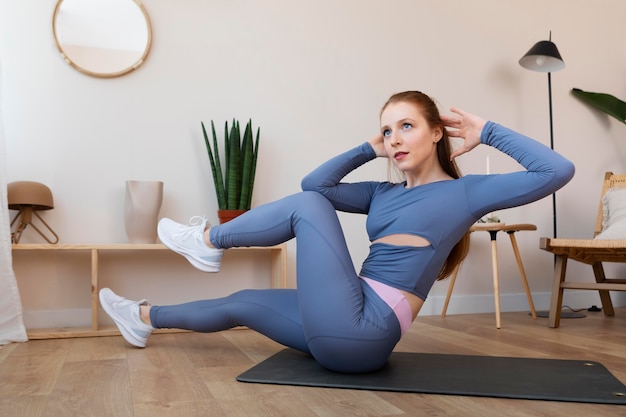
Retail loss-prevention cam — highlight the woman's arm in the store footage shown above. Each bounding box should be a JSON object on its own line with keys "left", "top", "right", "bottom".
{"left": 443, "top": 108, "right": 575, "bottom": 217}
{"left": 300, "top": 142, "right": 380, "bottom": 213}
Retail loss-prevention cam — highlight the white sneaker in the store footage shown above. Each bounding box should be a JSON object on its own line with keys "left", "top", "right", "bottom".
{"left": 99, "top": 288, "right": 154, "bottom": 348}
{"left": 157, "top": 216, "right": 224, "bottom": 272}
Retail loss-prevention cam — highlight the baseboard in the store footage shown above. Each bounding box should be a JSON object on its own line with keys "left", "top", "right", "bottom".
{"left": 420, "top": 291, "right": 626, "bottom": 317}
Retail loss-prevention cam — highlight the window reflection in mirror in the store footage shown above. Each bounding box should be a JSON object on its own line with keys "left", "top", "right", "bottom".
{"left": 52, "top": 0, "right": 152, "bottom": 78}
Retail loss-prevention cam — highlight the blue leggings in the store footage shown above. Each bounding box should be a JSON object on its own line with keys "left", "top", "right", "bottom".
{"left": 150, "top": 192, "right": 401, "bottom": 373}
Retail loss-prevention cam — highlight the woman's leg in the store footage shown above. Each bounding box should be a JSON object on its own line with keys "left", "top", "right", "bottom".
{"left": 138, "top": 192, "right": 399, "bottom": 372}
{"left": 100, "top": 287, "right": 310, "bottom": 352}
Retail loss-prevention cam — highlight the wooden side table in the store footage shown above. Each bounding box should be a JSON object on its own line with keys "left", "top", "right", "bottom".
{"left": 441, "top": 223, "right": 538, "bottom": 328}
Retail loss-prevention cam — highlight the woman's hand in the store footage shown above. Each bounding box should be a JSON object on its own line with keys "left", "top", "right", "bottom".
{"left": 368, "top": 133, "right": 387, "bottom": 157}
{"left": 441, "top": 107, "right": 487, "bottom": 161}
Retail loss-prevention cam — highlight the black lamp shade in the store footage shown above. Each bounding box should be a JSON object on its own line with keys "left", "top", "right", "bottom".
{"left": 519, "top": 40, "right": 565, "bottom": 73}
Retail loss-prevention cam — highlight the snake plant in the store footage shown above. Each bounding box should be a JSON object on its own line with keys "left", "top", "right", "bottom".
{"left": 571, "top": 88, "right": 626, "bottom": 124}
{"left": 201, "top": 119, "right": 260, "bottom": 210}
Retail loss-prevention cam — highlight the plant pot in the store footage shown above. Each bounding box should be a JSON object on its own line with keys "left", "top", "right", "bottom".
{"left": 218, "top": 209, "right": 247, "bottom": 224}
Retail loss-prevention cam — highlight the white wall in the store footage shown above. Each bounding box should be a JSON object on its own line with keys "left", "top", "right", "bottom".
{"left": 2, "top": 0, "right": 626, "bottom": 327}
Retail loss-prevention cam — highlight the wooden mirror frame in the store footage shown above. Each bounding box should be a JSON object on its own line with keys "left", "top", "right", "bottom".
{"left": 52, "top": 0, "right": 152, "bottom": 78}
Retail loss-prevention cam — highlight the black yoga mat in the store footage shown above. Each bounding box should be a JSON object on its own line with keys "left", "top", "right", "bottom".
{"left": 237, "top": 349, "right": 626, "bottom": 404}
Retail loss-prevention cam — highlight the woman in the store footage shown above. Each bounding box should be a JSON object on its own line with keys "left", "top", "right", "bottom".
{"left": 100, "top": 91, "right": 574, "bottom": 373}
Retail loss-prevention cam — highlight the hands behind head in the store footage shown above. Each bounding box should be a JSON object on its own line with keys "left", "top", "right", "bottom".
{"left": 369, "top": 107, "right": 486, "bottom": 160}
{"left": 441, "top": 107, "right": 487, "bottom": 161}
{"left": 368, "top": 133, "right": 387, "bottom": 157}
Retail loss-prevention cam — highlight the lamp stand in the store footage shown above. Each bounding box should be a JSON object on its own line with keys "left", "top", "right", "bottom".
{"left": 10, "top": 207, "right": 59, "bottom": 244}
{"left": 548, "top": 71, "right": 557, "bottom": 239}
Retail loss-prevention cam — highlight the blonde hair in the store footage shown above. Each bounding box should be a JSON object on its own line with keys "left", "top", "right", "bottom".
{"left": 381, "top": 91, "right": 470, "bottom": 280}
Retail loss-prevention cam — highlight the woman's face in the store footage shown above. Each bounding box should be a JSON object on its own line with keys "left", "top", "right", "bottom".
{"left": 380, "top": 101, "right": 442, "bottom": 176}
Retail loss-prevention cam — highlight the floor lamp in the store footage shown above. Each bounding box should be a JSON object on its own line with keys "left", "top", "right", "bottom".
{"left": 519, "top": 32, "right": 565, "bottom": 239}
{"left": 519, "top": 34, "right": 582, "bottom": 319}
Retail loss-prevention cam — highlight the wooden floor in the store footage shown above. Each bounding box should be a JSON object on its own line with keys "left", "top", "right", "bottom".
{"left": 1, "top": 309, "right": 625, "bottom": 417}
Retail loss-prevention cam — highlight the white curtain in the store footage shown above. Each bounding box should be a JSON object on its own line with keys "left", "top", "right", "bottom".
{"left": 0, "top": 58, "right": 27, "bottom": 344}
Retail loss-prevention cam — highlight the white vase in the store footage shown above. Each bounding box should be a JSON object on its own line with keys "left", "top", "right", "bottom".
{"left": 124, "top": 180, "right": 163, "bottom": 243}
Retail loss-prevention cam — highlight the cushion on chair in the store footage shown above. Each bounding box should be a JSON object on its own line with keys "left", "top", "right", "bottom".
{"left": 596, "top": 187, "right": 626, "bottom": 239}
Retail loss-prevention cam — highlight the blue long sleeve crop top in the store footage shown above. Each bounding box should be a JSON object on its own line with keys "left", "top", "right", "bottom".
{"left": 301, "top": 121, "right": 575, "bottom": 300}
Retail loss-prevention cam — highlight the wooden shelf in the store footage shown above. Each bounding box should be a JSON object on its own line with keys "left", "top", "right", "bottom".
{"left": 12, "top": 243, "right": 287, "bottom": 339}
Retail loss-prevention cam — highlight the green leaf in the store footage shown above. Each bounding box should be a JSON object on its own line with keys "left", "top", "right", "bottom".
{"left": 571, "top": 88, "right": 626, "bottom": 124}
{"left": 246, "top": 126, "right": 260, "bottom": 209}
{"left": 224, "top": 120, "right": 230, "bottom": 206}
{"left": 202, "top": 121, "right": 226, "bottom": 209}
{"left": 239, "top": 120, "right": 254, "bottom": 210}
{"left": 226, "top": 121, "right": 242, "bottom": 209}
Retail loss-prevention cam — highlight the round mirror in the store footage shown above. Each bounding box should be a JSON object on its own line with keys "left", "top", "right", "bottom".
{"left": 52, "top": 0, "right": 152, "bottom": 78}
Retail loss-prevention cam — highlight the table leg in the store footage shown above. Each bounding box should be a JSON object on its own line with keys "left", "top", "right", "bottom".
{"left": 489, "top": 231, "right": 501, "bottom": 329}
{"left": 441, "top": 263, "right": 461, "bottom": 317}
{"left": 507, "top": 231, "right": 537, "bottom": 319}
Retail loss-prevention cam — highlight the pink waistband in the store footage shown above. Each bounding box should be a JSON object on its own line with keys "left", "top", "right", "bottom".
{"left": 360, "top": 276, "right": 413, "bottom": 335}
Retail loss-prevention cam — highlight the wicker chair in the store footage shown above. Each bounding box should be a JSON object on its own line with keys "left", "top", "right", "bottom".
{"left": 540, "top": 172, "right": 626, "bottom": 327}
